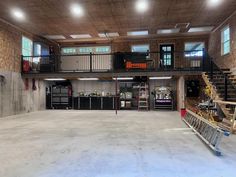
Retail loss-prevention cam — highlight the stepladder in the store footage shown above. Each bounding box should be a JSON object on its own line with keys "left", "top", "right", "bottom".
{"left": 138, "top": 82, "right": 149, "bottom": 111}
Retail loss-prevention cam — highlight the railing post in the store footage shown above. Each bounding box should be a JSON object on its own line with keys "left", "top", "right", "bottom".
{"left": 90, "top": 52, "right": 93, "bottom": 72}
{"left": 21, "top": 55, "right": 24, "bottom": 73}
{"left": 224, "top": 73, "right": 228, "bottom": 101}
{"left": 202, "top": 48, "right": 206, "bottom": 71}
{"left": 210, "top": 59, "right": 213, "bottom": 81}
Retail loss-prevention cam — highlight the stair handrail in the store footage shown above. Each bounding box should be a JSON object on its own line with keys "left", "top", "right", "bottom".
{"left": 207, "top": 56, "right": 236, "bottom": 101}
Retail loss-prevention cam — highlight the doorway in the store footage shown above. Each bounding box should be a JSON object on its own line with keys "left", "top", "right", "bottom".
{"left": 160, "top": 44, "right": 174, "bottom": 69}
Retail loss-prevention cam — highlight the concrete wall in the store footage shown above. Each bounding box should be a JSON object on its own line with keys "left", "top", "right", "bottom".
{"left": 209, "top": 11, "right": 236, "bottom": 70}
{"left": 0, "top": 20, "right": 49, "bottom": 118}
{"left": 0, "top": 71, "right": 46, "bottom": 117}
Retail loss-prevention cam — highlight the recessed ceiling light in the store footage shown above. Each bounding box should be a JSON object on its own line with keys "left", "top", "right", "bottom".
{"left": 78, "top": 78, "right": 99, "bottom": 81}
{"left": 207, "top": 0, "right": 222, "bottom": 7}
{"left": 98, "top": 32, "right": 119, "bottom": 38}
{"left": 44, "top": 78, "right": 66, "bottom": 81}
{"left": 188, "top": 26, "right": 214, "bottom": 33}
{"left": 70, "top": 3, "right": 84, "bottom": 17}
{"left": 11, "top": 8, "right": 25, "bottom": 21}
{"left": 157, "top": 28, "right": 180, "bottom": 34}
{"left": 136, "top": 0, "right": 149, "bottom": 13}
{"left": 149, "top": 77, "right": 172, "bottom": 80}
{"left": 127, "top": 30, "right": 149, "bottom": 36}
{"left": 70, "top": 34, "right": 92, "bottom": 39}
{"left": 44, "top": 35, "right": 66, "bottom": 40}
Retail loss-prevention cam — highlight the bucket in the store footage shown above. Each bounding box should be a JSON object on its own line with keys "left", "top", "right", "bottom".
{"left": 181, "top": 108, "right": 187, "bottom": 118}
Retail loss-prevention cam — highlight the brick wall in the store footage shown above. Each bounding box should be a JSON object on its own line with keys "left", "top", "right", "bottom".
{"left": 209, "top": 12, "right": 236, "bottom": 69}
{"left": 0, "top": 20, "right": 54, "bottom": 118}
{"left": 0, "top": 20, "right": 58, "bottom": 72}
{"left": 0, "top": 21, "right": 22, "bottom": 72}
{"left": 112, "top": 35, "right": 209, "bottom": 68}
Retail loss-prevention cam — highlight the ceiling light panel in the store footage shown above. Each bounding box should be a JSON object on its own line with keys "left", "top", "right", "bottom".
{"left": 188, "top": 26, "right": 214, "bottom": 33}
{"left": 113, "top": 77, "right": 134, "bottom": 81}
{"left": 127, "top": 30, "right": 149, "bottom": 36}
{"left": 157, "top": 28, "right": 180, "bottom": 34}
{"left": 98, "top": 32, "right": 119, "bottom": 38}
{"left": 78, "top": 78, "right": 99, "bottom": 81}
{"left": 44, "top": 78, "right": 66, "bottom": 81}
{"left": 44, "top": 35, "right": 66, "bottom": 40}
{"left": 70, "top": 34, "right": 92, "bottom": 39}
{"left": 149, "top": 77, "right": 172, "bottom": 80}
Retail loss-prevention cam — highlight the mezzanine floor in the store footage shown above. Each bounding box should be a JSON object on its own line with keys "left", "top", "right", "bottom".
{"left": 0, "top": 110, "right": 236, "bottom": 177}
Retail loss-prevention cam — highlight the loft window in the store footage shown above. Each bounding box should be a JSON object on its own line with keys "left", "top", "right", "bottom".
{"left": 79, "top": 47, "right": 93, "bottom": 54}
{"left": 184, "top": 42, "right": 204, "bottom": 57}
{"left": 62, "top": 48, "right": 77, "bottom": 55}
{"left": 61, "top": 46, "right": 111, "bottom": 54}
{"left": 95, "top": 46, "right": 111, "bottom": 53}
{"left": 22, "top": 36, "right": 33, "bottom": 57}
{"left": 221, "top": 26, "right": 230, "bottom": 55}
{"left": 34, "top": 43, "right": 41, "bottom": 56}
{"left": 33, "top": 43, "right": 41, "bottom": 63}
{"left": 131, "top": 44, "right": 150, "bottom": 53}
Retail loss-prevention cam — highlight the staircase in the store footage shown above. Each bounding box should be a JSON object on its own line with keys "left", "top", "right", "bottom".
{"left": 138, "top": 82, "right": 149, "bottom": 111}
{"left": 203, "top": 60, "right": 236, "bottom": 133}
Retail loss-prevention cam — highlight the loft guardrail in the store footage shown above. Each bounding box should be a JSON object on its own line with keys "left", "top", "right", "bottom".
{"left": 21, "top": 50, "right": 206, "bottom": 74}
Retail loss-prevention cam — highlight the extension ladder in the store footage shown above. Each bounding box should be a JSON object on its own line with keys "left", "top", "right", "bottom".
{"left": 183, "top": 109, "right": 230, "bottom": 156}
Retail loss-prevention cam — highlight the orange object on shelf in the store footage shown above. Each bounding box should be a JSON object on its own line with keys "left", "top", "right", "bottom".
{"left": 126, "top": 61, "right": 147, "bottom": 70}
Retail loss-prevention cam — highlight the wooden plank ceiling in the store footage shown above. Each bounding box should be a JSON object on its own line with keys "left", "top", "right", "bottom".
{"left": 0, "top": 0, "right": 236, "bottom": 43}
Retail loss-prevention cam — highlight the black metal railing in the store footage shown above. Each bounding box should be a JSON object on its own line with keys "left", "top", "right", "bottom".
{"left": 206, "top": 56, "right": 236, "bottom": 101}
{"left": 21, "top": 50, "right": 206, "bottom": 74}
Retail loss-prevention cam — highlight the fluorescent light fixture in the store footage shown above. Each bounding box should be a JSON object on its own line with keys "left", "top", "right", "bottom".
{"left": 136, "top": 0, "right": 149, "bottom": 13}
{"left": 44, "top": 78, "right": 66, "bottom": 81}
{"left": 11, "top": 8, "right": 25, "bottom": 21}
{"left": 70, "top": 34, "right": 92, "bottom": 39}
{"left": 98, "top": 32, "right": 119, "bottom": 38}
{"left": 149, "top": 76, "right": 172, "bottom": 80}
{"left": 78, "top": 78, "right": 99, "bottom": 81}
{"left": 188, "top": 26, "right": 214, "bottom": 33}
{"left": 157, "top": 28, "right": 180, "bottom": 34}
{"left": 208, "top": 0, "right": 223, "bottom": 7}
{"left": 127, "top": 30, "right": 148, "bottom": 36}
{"left": 44, "top": 35, "right": 66, "bottom": 40}
{"left": 113, "top": 77, "right": 133, "bottom": 81}
{"left": 70, "top": 3, "right": 84, "bottom": 17}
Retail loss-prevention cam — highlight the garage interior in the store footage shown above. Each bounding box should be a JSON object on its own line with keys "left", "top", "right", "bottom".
{"left": 0, "top": 0, "right": 236, "bottom": 176}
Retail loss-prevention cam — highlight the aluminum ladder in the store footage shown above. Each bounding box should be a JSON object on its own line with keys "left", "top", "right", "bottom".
{"left": 183, "top": 109, "right": 230, "bottom": 156}
{"left": 138, "top": 82, "right": 149, "bottom": 111}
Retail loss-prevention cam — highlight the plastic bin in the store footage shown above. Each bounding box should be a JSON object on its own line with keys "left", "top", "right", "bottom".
{"left": 181, "top": 108, "right": 187, "bottom": 118}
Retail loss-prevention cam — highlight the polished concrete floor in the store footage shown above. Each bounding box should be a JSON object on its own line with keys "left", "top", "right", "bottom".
{"left": 0, "top": 110, "right": 236, "bottom": 177}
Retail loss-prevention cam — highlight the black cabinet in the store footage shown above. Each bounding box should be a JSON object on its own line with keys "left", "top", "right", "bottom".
{"left": 79, "top": 97, "right": 90, "bottom": 110}
{"left": 102, "top": 97, "right": 114, "bottom": 110}
{"left": 74, "top": 96, "right": 117, "bottom": 110}
{"left": 51, "top": 85, "right": 72, "bottom": 109}
{"left": 91, "top": 97, "right": 102, "bottom": 110}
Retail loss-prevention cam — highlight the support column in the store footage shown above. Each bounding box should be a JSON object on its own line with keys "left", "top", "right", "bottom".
{"left": 177, "top": 76, "right": 185, "bottom": 111}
